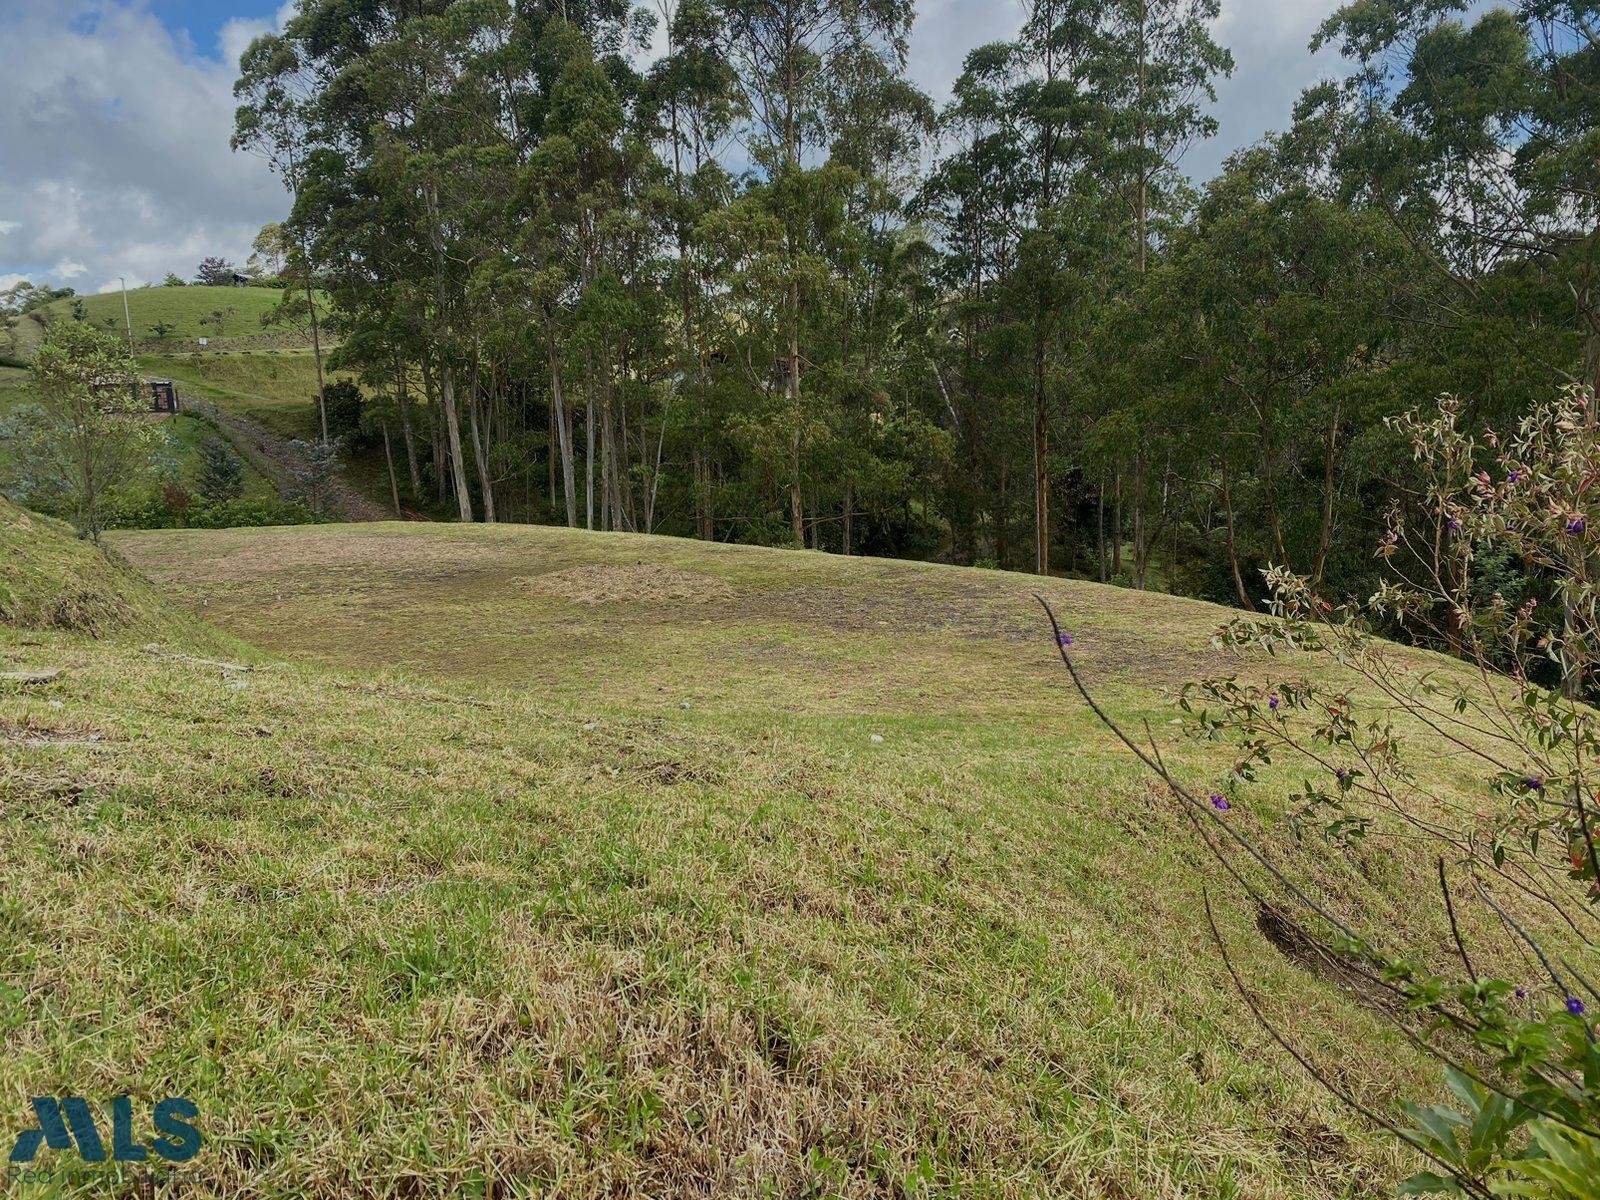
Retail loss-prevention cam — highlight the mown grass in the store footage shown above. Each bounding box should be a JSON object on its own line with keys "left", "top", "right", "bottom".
{"left": 2, "top": 516, "right": 1581, "bottom": 1196}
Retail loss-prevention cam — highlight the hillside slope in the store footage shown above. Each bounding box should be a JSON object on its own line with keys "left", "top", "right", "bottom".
{"left": 5, "top": 517, "right": 1546, "bottom": 1197}
{"left": 5, "top": 285, "right": 317, "bottom": 360}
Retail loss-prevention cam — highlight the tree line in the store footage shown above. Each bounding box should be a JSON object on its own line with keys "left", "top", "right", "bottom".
{"left": 232, "top": 0, "right": 1600, "bottom": 606}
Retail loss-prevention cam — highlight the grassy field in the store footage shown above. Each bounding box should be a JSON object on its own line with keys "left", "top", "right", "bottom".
{"left": 1, "top": 513, "right": 1578, "bottom": 1197}
{"left": 141, "top": 350, "right": 333, "bottom": 440}
{"left": 4, "top": 285, "right": 320, "bottom": 361}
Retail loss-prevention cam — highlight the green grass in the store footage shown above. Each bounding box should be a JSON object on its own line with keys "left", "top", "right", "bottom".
{"left": 4, "top": 286, "right": 320, "bottom": 361}
{"left": 2, "top": 516, "right": 1580, "bottom": 1196}
{"left": 141, "top": 350, "right": 333, "bottom": 440}
{"left": 0, "top": 366, "right": 278, "bottom": 511}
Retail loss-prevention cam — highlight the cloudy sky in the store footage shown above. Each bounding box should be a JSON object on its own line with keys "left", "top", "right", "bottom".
{"left": 0, "top": 0, "right": 1349, "bottom": 296}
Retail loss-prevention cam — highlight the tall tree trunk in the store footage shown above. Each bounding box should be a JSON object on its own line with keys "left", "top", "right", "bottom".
{"left": 422, "top": 359, "right": 446, "bottom": 503}
{"left": 1312, "top": 399, "right": 1342, "bottom": 587}
{"left": 438, "top": 360, "right": 474, "bottom": 523}
{"left": 842, "top": 483, "right": 853, "bottom": 556}
{"left": 305, "top": 273, "right": 328, "bottom": 445}
{"left": 585, "top": 383, "right": 596, "bottom": 532}
{"left": 547, "top": 399, "right": 558, "bottom": 517}
{"left": 1033, "top": 332, "right": 1049, "bottom": 576}
{"left": 424, "top": 185, "right": 470, "bottom": 522}
{"left": 996, "top": 460, "right": 1010, "bottom": 570}
{"left": 1220, "top": 455, "right": 1254, "bottom": 611}
{"left": 787, "top": 312, "right": 804, "bottom": 546}
{"left": 693, "top": 445, "right": 713, "bottom": 540}
{"left": 396, "top": 361, "right": 421, "bottom": 495}
{"left": 1112, "top": 469, "right": 1123, "bottom": 576}
{"left": 784, "top": 51, "right": 804, "bottom": 548}
{"left": 467, "top": 378, "right": 496, "bottom": 523}
{"left": 1097, "top": 476, "right": 1107, "bottom": 582}
{"left": 1133, "top": 450, "right": 1148, "bottom": 589}
{"left": 382, "top": 419, "right": 401, "bottom": 516}
{"left": 546, "top": 328, "right": 577, "bottom": 527}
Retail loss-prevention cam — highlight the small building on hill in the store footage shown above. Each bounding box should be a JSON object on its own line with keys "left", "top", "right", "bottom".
{"left": 147, "top": 380, "right": 179, "bottom": 414}
{"left": 90, "top": 377, "right": 180, "bottom": 415}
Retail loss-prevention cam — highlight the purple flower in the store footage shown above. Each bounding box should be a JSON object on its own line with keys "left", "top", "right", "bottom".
{"left": 1210, "top": 793, "right": 1231, "bottom": 811}
{"left": 1525, "top": 776, "right": 1544, "bottom": 793}
{"left": 1516, "top": 988, "right": 1527, "bottom": 999}
{"left": 1570, "top": 516, "right": 1588, "bottom": 536}
{"left": 1058, "top": 632, "right": 1074, "bottom": 648}
{"left": 1508, "top": 469, "right": 1522, "bottom": 483}
{"left": 1447, "top": 517, "right": 1461, "bottom": 531}
{"left": 1268, "top": 694, "right": 1280, "bottom": 711}
{"left": 1335, "top": 768, "right": 1350, "bottom": 783}
{"left": 1567, "top": 996, "right": 1587, "bottom": 1017}
{"left": 1507, "top": 520, "right": 1520, "bottom": 532}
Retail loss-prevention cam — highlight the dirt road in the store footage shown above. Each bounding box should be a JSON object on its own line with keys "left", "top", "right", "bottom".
{"left": 185, "top": 398, "right": 393, "bottom": 523}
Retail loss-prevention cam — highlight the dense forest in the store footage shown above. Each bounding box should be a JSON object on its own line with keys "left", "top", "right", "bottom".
{"left": 234, "top": 0, "right": 1600, "bottom": 606}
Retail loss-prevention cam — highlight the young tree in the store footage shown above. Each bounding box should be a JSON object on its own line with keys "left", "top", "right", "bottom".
{"left": 286, "top": 437, "right": 344, "bottom": 518}
{"left": 196, "top": 435, "right": 245, "bottom": 503}
{"left": 13, "top": 322, "right": 155, "bottom": 542}
{"left": 194, "top": 257, "right": 238, "bottom": 286}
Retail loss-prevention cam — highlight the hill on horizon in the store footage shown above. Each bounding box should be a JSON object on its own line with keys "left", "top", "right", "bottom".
{"left": 4, "top": 284, "right": 320, "bottom": 361}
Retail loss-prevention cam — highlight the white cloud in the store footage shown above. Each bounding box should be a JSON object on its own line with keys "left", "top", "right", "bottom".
{"left": 904, "top": 0, "right": 1348, "bottom": 182}
{"left": 0, "top": 0, "right": 1356, "bottom": 295}
{"left": 0, "top": 0, "right": 291, "bottom": 292}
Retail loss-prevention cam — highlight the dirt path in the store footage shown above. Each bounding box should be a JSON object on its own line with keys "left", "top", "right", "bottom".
{"left": 185, "top": 398, "right": 393, "bottom": 524}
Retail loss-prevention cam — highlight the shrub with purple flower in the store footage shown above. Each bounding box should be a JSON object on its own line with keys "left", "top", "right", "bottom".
{"left": 1054, "top": 390, "right": 1600, "bottom": 1198}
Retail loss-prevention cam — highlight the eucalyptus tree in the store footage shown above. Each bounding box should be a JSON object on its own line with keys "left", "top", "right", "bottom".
{"left": 1171, "top": 139, "right": 1421, "bottom": 593}
{"left": 1090, "top": 0, "right": 1230, "bottom": 582}
{"left": 233, "top": 31, "right": 332, "bottom": 443}
{"left": 1316, "top": 0, "right": 1600, "bottom": 393}
{"left": 720, "top": 0, "right": 916, "bottom": 546}
{"left": 641, "top": 0, "right": 742, "bottom": 538}
{"left": 929, "top": 3, "right": 1117, "bottom": 576}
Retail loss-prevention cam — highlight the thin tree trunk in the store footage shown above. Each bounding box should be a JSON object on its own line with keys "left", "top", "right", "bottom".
{"left": 1112, "top": 469, "right": 1123, "bottom": 577}
{"left": 1312, "top": 399, "right": 1342, "bottom": 587}
{"left": 1221, "top": 455, "right": 1254, "bottom": 610}
{"left": 546, "top": 328, "right": 577, "bottom": 527}
{"left": 467, "top": 377, "right": 496, "bottom": 523}
{"left": 842, "top": 483, "right": 853, "bottom": 555}
{"left": 305, "top": 275, "right": 328, "bottom": 445}
{"left": 382, "top": 418, "right": 401, "bottom": 516}
{"left": 1133, "top": 451, "right": 1147, "bottom": 589}
{"left": 396, "top": 361, "right": 421, "bottom": 495}
{"left": 438, "top": 360, "right": 474, "bottom": 523}
{"left": 585, "top": 383, "right": 595, "bottom": 532}
{"left": 1097, "top": 477, "right": 1107, "bottom": 583}
{"left": 1033, "top": 333, "right": 1049, "bottom": 576}
{"left": 548, "top": 399, "right": 558, "bottom": 517}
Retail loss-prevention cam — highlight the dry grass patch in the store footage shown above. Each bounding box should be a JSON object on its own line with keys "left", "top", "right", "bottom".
{"left": 517, "top": 563, "right": 738, "bottom": 605}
